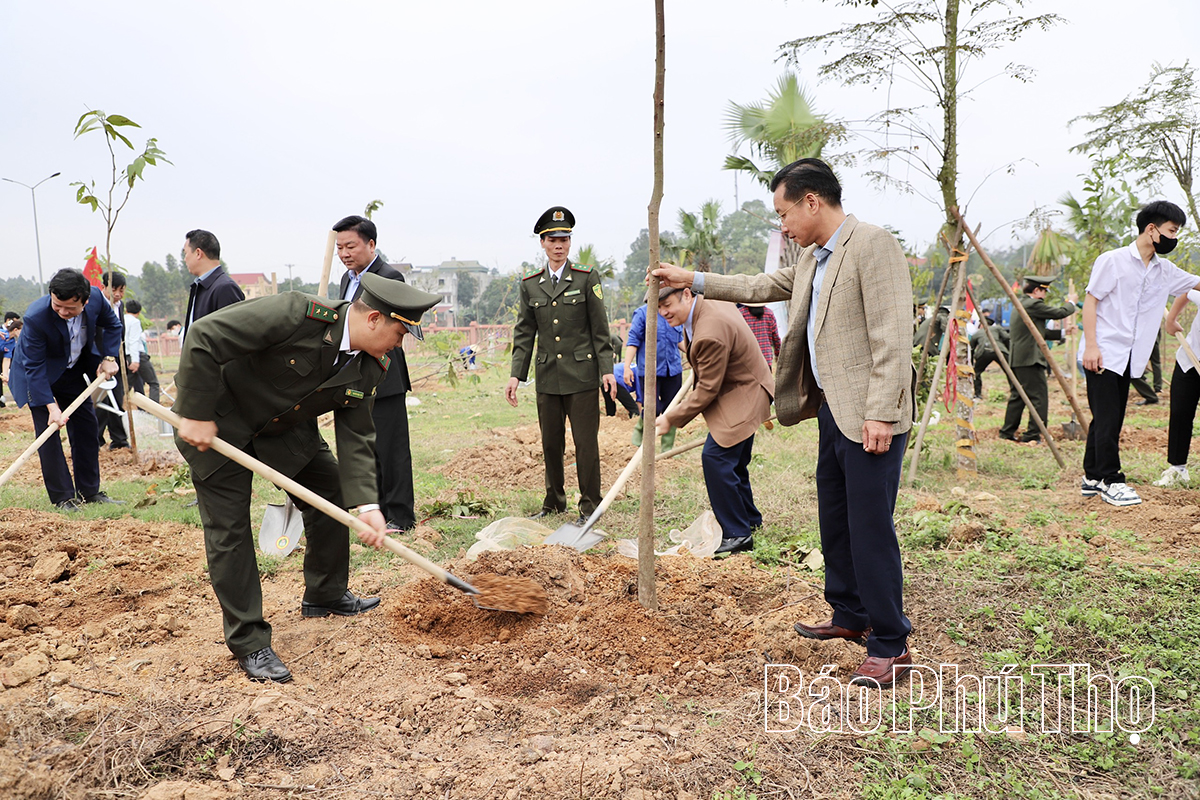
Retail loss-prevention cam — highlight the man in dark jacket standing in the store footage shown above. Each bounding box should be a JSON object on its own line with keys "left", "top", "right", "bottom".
{"left": 999, "top": 275, "right": 1075, "bottom": 442}
{"left": 334, "top": 215, "right": 417, "bottom": 532}
{"left": 10, "top": 269, "right": 123, "bottom": 509}
{"left": 182, "top": 229, "right": 246, "bottom": 341}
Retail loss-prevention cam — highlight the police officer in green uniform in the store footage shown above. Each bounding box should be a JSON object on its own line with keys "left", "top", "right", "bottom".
{"left": 999, "top": 275, "right": 1076, "bottom": 442}
{"left": 174, "top": 273, "right": 440, "bottom": 683}
{"left": 505, "top": 207, "right": 617, "bottom": 523}
{"left": 914, "top": 305, "right": 950, "bottom": 356}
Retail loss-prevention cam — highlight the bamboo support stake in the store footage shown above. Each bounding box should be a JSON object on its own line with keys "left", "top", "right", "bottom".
{"left": 964, "top": 282, "right": 1065, "bottom": 468}
{"left": 636, "top": 0, "right": 666, "bottom": 611}
{"left": 954, "top": 207, "right": 1089, "bottom": 435}
{"left": 906, "top": 258, "right": 965, "bottom": 487}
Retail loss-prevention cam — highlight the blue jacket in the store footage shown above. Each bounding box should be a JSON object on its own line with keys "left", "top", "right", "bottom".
{"left": 626, "top": 305, "right": 683, "bottom": 377}
{"left": 11, "top": 287, "right": 122, "bottom": 408}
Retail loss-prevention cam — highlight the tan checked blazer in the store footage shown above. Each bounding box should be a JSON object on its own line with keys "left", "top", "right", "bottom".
{"left": 665, "top": 297, "right": 775, "bottom": 448}
{"left": 701, "top": 215, "right": 914, "bottom": 443}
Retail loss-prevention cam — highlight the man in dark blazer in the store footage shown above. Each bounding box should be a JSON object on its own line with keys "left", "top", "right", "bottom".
{"left": 10, "top": 268, "right": 123, "bottom": 510}
{"left": 655, "top": 158, "right": 916, "bottom": 688}
{"left": 182, "top": 229, "right": 246, "bottom": 341}
{"left": 333, "top": 215, "right": 417, "bottom": 532}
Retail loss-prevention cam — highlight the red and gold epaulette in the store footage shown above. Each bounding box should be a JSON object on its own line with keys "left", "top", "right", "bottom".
{"left": 306, "top": 300, "right": 338, "bottom": 323}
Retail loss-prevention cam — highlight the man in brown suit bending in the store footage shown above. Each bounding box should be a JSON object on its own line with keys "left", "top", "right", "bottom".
{"left": 654, "top": 286, "right": 774, "bottom": 555}
{"left": 653, "top": 158, "right": 915, "bottom": 688}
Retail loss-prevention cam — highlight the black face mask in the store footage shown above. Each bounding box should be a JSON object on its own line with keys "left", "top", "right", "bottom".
{"left": 1153, "top": 230, "right": 1179, "bottom": 255}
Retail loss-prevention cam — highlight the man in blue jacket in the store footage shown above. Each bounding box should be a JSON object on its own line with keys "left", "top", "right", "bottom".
{"left": 10, "top": 269, "right": 124, "bottom": 510}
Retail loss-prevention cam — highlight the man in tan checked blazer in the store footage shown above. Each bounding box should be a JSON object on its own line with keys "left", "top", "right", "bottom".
{"left": 654, "top": 158, "right": 916, "bottom": 688}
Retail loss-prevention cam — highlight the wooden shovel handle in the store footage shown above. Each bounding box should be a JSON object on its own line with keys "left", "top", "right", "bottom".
{"left": 0, "top": 375, "right": 109, "bottom": 489}
{"left": 128, "top": 392, "right": 476, "bottom": 594}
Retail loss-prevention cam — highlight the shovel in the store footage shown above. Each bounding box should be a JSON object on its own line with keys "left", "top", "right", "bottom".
{"left": 129, "top": 392, "right": 548, "bottom": 614}
{"left": 1061, "top": 329, "right": 1084, "bottom": 440}
{"left": 0, "top": 374, "right": 109, "bottom": 490}
{"left": 259, "top": 496, "right": 304, "bottom": 557}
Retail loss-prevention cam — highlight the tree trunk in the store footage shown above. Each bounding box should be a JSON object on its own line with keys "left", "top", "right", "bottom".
{"left": 637, "top": 0, "right": 665, "bottom": 611}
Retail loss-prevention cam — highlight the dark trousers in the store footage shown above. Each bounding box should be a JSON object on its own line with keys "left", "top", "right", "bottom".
{"left": 1131, "top": 333, "right": 1163, "bottom": 400}
{"left": 603, "top": 380, "right": 639, "bottom": 417}
{"left": 192, "top": 442, "right": 349, "bottom": 657}
{"left": 97, "top": 373, "right": 128, "bottom": 447}
{"left": 1000, "top": 365, "right": 1048, "bottom": 439}
{"left": 1083, "top": 365, "right": 1133, "bottom": 483}
{"left": 29, "top": 366, "right": 101, "bottom": 504}
{"left": 373, "top": 393, "right": 415, "bottom": 530}
{"left": 1167, "top": 362, "right": 1200, "bottom": 466}
{"left": 701, "top": 432, "right": 761, "bottom": 539}
{"left": 536, "top": 389, "right": 601, "bottom": 515}
{"left": 815, "top": 403, "right": 911, "bottom": 658}
{"left": 129, "top": 358, "right": 160, "bottom": 403}
{"left": 973, "top": 351, "right": 999, "bottom": 397}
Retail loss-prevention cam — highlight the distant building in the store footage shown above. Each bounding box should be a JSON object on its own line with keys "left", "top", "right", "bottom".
{"left": 400, "top": 258, "right": 493, "bottom": 327}
{"left": 229, "top": 272, "right": 277, "bottom": 299}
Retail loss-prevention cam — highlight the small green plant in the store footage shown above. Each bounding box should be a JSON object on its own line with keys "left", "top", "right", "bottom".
{"left": 165, "top": 463, "right": 192, "bottom": 491}
{"left": 732, "top": 743, "right": 764, "bottom": 787}
{"left": 420, "top": 491, "right": 494, "bottom": 519}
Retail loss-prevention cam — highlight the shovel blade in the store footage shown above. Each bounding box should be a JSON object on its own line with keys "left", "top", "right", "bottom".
{"left": 543, "top": 522, "right": 605, "bottom": 551}
{"left": 258, "top": 500, "right": 304, "bottom": 557}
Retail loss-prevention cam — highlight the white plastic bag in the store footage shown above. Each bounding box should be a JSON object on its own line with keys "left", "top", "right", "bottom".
{"left": 464, "top": 517, "right": 551, "bottom": 561}
{"left": 615, "top": 510, "right": 723, "bottom": 559}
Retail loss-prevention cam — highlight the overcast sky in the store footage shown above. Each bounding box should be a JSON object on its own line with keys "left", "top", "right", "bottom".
{"left": 1, "top": 0, "right": 1197, "bottom": 290}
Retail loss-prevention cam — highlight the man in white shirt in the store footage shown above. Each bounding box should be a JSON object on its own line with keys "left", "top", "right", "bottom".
{"left": 1081, "top": 200, "right": 1197, "bottom": 506}
{"left": 1154, "top": 288, "right": 1200, "bottom": 487}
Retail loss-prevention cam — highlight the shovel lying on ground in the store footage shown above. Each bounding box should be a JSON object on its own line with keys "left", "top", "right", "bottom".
{"left": 129, "top": 392, "right": 548, "bottom": 614}
{"left": 1062, "top": 327, "right": 1084, "bottom": 440}
{"left": 0, "top": 375, "right": 108, "bottom": 490}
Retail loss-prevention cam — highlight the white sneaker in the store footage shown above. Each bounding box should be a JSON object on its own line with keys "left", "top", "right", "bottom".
{"left": 1081, "top": 477, "right": 1102, "bottom": 497}
{"left": 1100, "top": 482, "right": 1142, "bottom": 507}
{"left": 1153, "top": 466, "right": 1190, "bottom": 488}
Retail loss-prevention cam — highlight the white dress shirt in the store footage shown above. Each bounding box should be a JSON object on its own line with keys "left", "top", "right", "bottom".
{"left": 124, "top": 314, "right": 144, "bottom": 365}
{"left": 1177, "top": 290, "right": 1200, "bottom": 373}
{"left": 343, "top": 268, "right": 364, "bottom": 301}
{"left": 1085, "top": 242, "right": 1198, "bottom": 378}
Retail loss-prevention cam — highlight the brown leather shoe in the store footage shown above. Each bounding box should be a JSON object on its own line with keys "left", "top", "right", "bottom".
{"left": 848, "top": 649, "right": 912, "bottom": 688}
{"left": 793, "top": 619, "right": 869, "bottom": 646}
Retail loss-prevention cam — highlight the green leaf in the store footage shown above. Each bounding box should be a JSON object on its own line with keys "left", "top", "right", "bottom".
{"left": 104, "top": 114, "right": 141, "bottom": 128}
{"left": 733, "top": 761, "right": 749, "bottom": 770}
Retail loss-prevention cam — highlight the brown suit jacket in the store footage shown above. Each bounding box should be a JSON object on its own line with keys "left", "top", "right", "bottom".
{"left": 665, "top": 296, "right": 775, "bottom": 448}
{"left": 701, "top": 215, "right": 914, "bottom": 443}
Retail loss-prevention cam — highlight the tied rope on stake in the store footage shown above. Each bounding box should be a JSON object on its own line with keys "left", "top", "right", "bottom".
{"left": 941, "top": 247, "right": 971, "bottom": 415}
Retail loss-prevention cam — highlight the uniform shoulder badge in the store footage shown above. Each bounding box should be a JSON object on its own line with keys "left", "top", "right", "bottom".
{"left": 522, "top": 264, "right": 545, "bottom": 281}
{"left": 376, "top": 353, "right": 391, "bottom": 370}
{"left": 570, "top": 262, "right": 593, "bottom": 273}
{"left": 592, "top": 284, "right": 604, "bottom": 300}
{"left": 306, "top": 300, "right": 338, "bottom": 323}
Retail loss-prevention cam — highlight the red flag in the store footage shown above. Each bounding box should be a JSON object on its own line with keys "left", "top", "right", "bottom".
{"left": 964, "top": 279, "right": 976, "bottom": 314}
{"left": 83, "top": 247, "right": 103, "bottom": 287}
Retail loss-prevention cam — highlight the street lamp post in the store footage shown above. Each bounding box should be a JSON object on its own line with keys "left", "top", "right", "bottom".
{"left": 2, "top": 171, "right": 61, "bottom": 295}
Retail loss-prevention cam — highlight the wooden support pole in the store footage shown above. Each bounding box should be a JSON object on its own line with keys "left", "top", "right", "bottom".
{"left": 906, "top": 259, "right": 965, "bottom": 487}
{"left": 317, "top": 230, "right": 336, "bottom": 299}
{"left": 964, "top": 281, "right": 1066, "bottom": 468}
{"left": 954, "top": 207, "right": 1089, "bottom": 435}
{"left": 636, "top": 0, "right": 665, "bottom": 611}
{"left": 915, "top": 224, "right": 960, "bottom": 387}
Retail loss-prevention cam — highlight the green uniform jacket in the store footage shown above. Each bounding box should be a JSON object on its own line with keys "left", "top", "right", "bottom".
{"left": 173, "top": 292, "right": 387, "bottom": 508}
{"left": 914, "top": 309, "right": 949, "bottom": 355}
{"left": 970, "top": 326, "right": 1010, "bottom": 357}
{"left": 1008, "top": 295, "right": 1073, "bottom": 369}
{"left": 510, "top": 260, "right": 614, "bottom": 395}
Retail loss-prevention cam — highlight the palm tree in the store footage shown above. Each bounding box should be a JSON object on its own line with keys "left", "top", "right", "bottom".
{"left": 674, "top": 200, "right": 726, "bottom": 273}
{"left": 723, "top": 73, "right": 841, "bottom": 188}
{"left": 573, "top": 244, "right": 616, "bottom": 280}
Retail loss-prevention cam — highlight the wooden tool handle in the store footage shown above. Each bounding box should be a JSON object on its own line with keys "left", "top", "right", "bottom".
{"left": 0, "top": 375, "right": 109, "bottom": 489}
{"left": 128, "top": 392, "right": 476, "bottom": 594}
{"left": 1176, "top": 331, "right": 1200, "bottom": 374}
{"left": 317, "top": 230, "right": 337, "bottom": 299}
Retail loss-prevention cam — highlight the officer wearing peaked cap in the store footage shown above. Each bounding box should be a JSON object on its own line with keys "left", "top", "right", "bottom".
{"left": 507, "top": 207, "right": 617, "bottom": 523}
{"left": 999, "top": 272, "right": 1076, "bottom": 443}
{"left": 172, "top": 275, "right": 440, "bottom": 684}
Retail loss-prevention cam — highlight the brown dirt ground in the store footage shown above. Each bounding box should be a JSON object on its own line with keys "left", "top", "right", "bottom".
{"left": 435, "top": 414, "right": 696, "bottom": 494}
